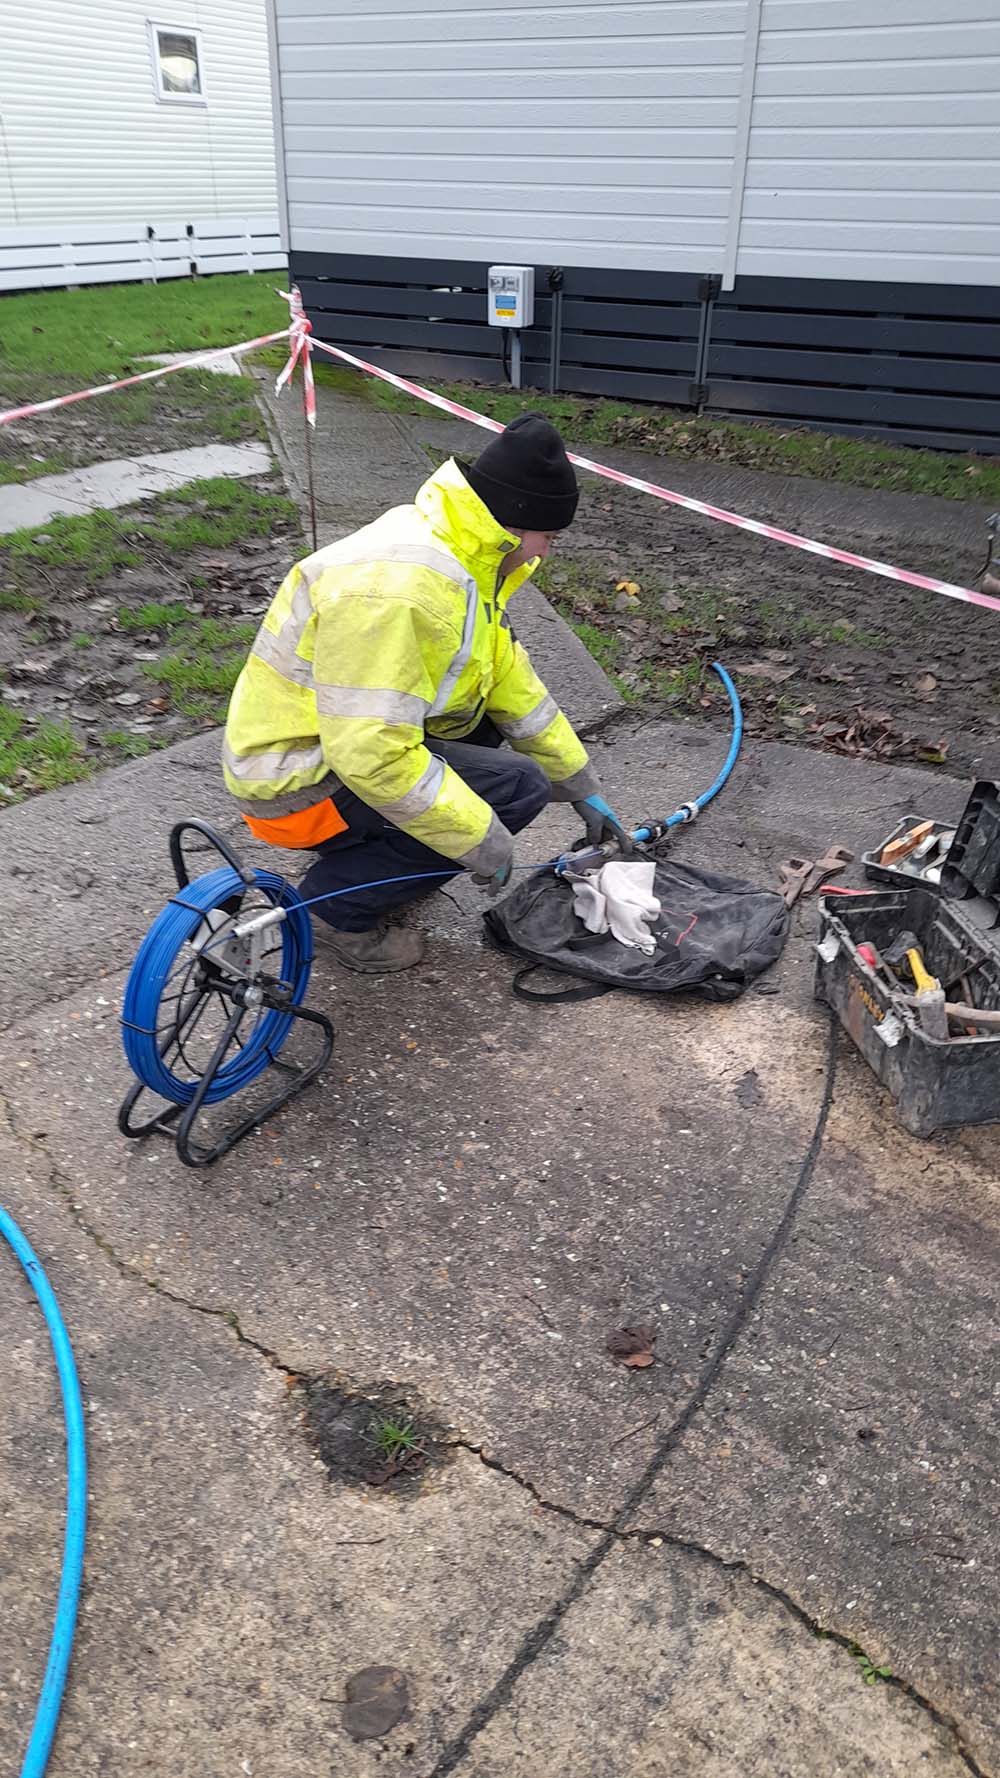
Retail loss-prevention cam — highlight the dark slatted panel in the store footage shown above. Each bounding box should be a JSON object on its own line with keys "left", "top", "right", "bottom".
{"left": 292, "top": 251, "right": 704, "bottom": 406}
{"left": 707, "top": 277, "right": 1000, "bottom": 449}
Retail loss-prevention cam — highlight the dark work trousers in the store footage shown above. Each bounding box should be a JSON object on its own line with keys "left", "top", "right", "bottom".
{"left": 298, "top": 718, "right": 551, "bottom": 932}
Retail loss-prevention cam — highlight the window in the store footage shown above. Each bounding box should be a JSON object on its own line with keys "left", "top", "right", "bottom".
{"left": 150, "top": 23, "right": 205, "bottom": 103}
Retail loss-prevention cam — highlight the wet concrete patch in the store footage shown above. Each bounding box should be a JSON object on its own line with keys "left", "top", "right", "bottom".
{"left": 302, "top": 1376, "right": 451, "bottom": 1494}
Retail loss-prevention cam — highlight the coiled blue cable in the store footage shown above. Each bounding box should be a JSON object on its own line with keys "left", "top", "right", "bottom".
{"left": 121, "top": 864, "right": 313, "bottom": 1105}
{"left": 0, "top": 1205, "right": 86, "bottom": 1778}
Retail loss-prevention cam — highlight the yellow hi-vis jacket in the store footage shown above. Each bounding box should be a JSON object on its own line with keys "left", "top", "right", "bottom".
{"left": 222, "top": 458, "right": 600, "bottom": 875}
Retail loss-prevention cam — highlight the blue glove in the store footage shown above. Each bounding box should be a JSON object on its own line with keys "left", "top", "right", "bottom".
{"left": 572, "top": 793, "right": 635, "bottom": 854}
{"left": 472, "top": 855, "right": 513, "bottom": 898}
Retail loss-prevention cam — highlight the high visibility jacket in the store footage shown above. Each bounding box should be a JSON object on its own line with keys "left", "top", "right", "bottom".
{"left": 223, "top": 458, "right": 600, "bottom": 874}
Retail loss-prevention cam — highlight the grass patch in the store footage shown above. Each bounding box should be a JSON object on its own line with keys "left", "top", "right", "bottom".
{"left": 569, "top": 618, "right": 622, "bottom": 672}
{"left": 117, "top": 601, "right": 190, "bottom": 632}
{"left": 0, "top": 452, "right": 70, "bottom": 486}
{"left": 102, "top": 728, "right": 153, "bottom": 758}
{"left": 644, "top": 661, "right": 702, "bottom": 704}
{"left": 365, "top": 1414, "right": 424, "bottom": 1463}
{"left": 312, "top": 360, "right": 1000, "bottom": 505}
{"left": 0, "top": 586, "right": 44, "bottom": 613}
{"left": 0, "top": 276, "right": 287, "bottom": 380}
{"left": 140, "top": 615, "right": 256, "bottom": 719}
{"left": 0, "top": 703, "right": 90, "bottom": 802}
{"left": 72, "top": 632, "right": 95, "bottom": 648}
{"left": 1, "top": 476, "right": 297, "bottom": 586}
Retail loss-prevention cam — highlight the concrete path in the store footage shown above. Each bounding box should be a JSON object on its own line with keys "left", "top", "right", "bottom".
{"left": 0, "top": 440, "right": 271, "bottom": 534}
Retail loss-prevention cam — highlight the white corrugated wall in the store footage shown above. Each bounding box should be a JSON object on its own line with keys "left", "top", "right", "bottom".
{"left": 0, "top": 0, "right": 278, "bottom": 224}
{"left": 736, "top": 0, "right": 1000, "bottom": 285}
{"left": 271, "top": 0, "right": 1000, "bottom": 290}
{"left": 275, "top": 0, "right": 752, "bottom": 273}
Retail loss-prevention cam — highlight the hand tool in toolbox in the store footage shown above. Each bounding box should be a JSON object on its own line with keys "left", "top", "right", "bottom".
{"left": 815, "top": 779, "right": 1000, "bottom": 1136}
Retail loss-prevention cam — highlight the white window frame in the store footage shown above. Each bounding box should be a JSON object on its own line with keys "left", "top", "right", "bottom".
{"left": 149, "top": 21, "right": 207, "bottom": 106}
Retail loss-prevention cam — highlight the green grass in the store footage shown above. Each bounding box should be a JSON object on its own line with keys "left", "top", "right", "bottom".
{"left": 568, "top": 618, "right": 622, "bottom": 672}
{"left": 117, "top": 601, "right": 190, "bottom": 632}
{"left": 140, "top": 615, "right": 257, "bottom": 719}
{"left": 72, "top": 632, "right": 95, "bottom": 648}
{"left": 311, "top": 360, "right": 1000, "bottom": 505}
{"left": 0, "top": 586, "right": 44, "bottom": 613}
{"left": 0, "top": 275, "right": 287, "bottom": 380}
{"left": 1, "top": 476, "right": 297, "bottom": 585}
{"left": 102, "top": 728, "right": 153, "bottom": 758}
{"left": 0, "top": 703, "right": 90, "bottom": 802}
{"left": 0, "top": 452, "right": 70, "bottom": 487}
{"left": 364, "top": 1414, "right": 424, "bottom": 1463}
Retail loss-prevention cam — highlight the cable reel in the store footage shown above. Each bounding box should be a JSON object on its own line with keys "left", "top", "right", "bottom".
{"left": 118, "top": 821, "right": 333, "bottom": 1167}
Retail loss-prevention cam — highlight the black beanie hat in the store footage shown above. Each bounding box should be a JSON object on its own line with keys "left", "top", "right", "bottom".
{"left": 464, "top": 412, "right": 579, "bottom": 533}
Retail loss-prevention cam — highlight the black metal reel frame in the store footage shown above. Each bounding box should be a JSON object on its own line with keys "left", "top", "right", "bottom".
{"left": 118, "top": 820, "right": 334, "bottom": 1169}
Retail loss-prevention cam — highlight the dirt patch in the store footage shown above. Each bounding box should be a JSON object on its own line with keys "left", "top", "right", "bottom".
{"left": 0, "top": 473, "right": 301, "bottom": 800}
{"left": 539, "top": 486, "right": 1000, "bottom": 779}
{"left": 302, "top": 1377, "right": 451, "bottom": 1495}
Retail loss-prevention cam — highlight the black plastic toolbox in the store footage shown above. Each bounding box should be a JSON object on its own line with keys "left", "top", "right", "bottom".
{"left": 815, "top": 781, "right": 1000, "bottom": 1136}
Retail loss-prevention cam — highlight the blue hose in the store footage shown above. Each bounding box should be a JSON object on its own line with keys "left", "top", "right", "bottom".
{"left": 0, "top": 1205, "right": 86, "bottom": 1778}
{"left": 632, "top": 661, "right": 743, "bottom": 842}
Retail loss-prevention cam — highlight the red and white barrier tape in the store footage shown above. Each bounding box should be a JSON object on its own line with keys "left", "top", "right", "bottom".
{"left": 274, "top": 287, "right": 316, "bottom": 427}
{"left": 0, "top": 330, "right": 292, "bottom": 430}
{"left": 309, "top": 334, "right": 1000, "bottom": 618}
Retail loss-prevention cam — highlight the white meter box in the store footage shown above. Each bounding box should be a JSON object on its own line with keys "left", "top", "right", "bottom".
{"left": 488, "top": 265, "right": 534, "bottom": 329}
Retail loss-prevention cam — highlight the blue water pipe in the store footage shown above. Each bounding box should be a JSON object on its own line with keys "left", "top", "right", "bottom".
{"left": 0, "top": 1205, "right": 86, "bottom": 1778}
{"left": 632, "top": 661, "right": 742, "bottom": 842}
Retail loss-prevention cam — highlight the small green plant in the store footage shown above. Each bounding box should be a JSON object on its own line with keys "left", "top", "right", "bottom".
{"left": 847, "top": 1643, "right": 892, "bottom": 1686}
{"left": 649, "top": 662, "right": 701, "bottom": 703}
{"left": 364, "top": 1414, "right": 424, "bottom": 1463}
{"left": 72, "top": 632, "right": 95, "bottom": 649}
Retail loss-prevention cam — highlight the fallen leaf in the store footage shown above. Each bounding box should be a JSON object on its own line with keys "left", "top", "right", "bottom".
{"left": 607, "top": 1323, "right": 657, "bottom": 1367}
{"left": 343, "top": 1666, "right": 409, "bottom": 1741}
{"left": 615, "top": 579, "right": 641, "bottom": 597}
{"left": 818, "top": 664, "right": 856, "bottom": 684}
{"left": 913, "top": 672, "right": 939, "bottom": 694}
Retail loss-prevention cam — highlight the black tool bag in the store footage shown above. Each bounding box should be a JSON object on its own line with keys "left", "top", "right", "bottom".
{"left": 483, "top": 856, "right": 790, "bottom": 1003}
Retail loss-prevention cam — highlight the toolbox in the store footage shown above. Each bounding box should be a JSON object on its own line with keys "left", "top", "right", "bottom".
{"left": 815, "top": 780, "right": 1000, "bottom": 1136}
{"left": 862, "top": 811, "right": 957, "bottom": 889}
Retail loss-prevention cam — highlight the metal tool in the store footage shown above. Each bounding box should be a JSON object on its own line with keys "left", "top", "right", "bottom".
{"left": 779, "top": 846, "right": 854, "bottom": 907}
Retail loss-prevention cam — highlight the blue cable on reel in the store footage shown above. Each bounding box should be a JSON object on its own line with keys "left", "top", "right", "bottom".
{"left": 121, "top": 864, "right": 313, "bottom": 1105}
{"left": 0, "top": 1204, "right": 86, "bottom": 1778}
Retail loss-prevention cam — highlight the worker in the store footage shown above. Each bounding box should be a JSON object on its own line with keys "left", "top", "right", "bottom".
{"left": 222, "top": 413, "right": 630, "bottom": 972}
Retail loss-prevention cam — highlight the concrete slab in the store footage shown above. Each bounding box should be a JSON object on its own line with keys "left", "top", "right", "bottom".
{"left": 0, "top": 442, "right": 272, "bottom": 534}
{"left": 0, "top": 716, "right": 995, "bottom": 1771}
{"left": 461, "top": 1539, "right": 974, "bottom": 1778}
{"left": 0, "top": 1122, "right": 597, "bottom": 1775}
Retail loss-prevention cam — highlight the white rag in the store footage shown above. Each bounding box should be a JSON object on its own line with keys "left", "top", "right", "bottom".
{"left": 570, "top": 859, "right": 661, "bottom": 955}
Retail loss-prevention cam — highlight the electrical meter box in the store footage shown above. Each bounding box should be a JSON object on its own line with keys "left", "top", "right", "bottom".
{"left": 488, "top": 265, "right": 534, "bottom": 329}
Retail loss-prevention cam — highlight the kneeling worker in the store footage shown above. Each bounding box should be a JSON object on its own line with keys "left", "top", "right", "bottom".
{"left": 222, "top": 414, "right": 629, "bottom": 972}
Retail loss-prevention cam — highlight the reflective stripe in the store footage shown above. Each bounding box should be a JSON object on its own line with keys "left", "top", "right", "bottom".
{"left": 496, "top": 692, "right": 559, "bottom": 743}
{"left": 312, "top": 537, "right": 472, "bottom": 585}
{"left": 315, "top": 685, "right": 428, "bottom": 726}
{"left": 222, "top": 736, "right": 325, "bottom": 784}
{"left": 252, "top": 572, "right": 315, "bottom": 687}
{"left": 429, "top": 575, "right": 478, "bottom": 717}
{"left": 375, "top": 754, "right": 445, "bottom": 824}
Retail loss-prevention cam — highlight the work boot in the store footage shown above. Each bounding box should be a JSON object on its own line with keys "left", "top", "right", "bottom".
{"left": 312, "top": 918, "right": 425, "bottom": 974}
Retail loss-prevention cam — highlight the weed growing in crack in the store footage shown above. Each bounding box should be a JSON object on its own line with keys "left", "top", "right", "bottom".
{"left": 365, "top": 1414, "right": 425, "bottom": 1464}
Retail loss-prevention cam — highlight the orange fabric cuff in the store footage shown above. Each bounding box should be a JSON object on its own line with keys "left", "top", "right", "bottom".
{"left": 241, "top": 796, "right": 348, "bottom": 849}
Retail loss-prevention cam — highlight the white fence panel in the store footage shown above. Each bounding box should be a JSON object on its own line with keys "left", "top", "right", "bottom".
{"left": 0, "top": 218, "right": 286, "bottom": 293}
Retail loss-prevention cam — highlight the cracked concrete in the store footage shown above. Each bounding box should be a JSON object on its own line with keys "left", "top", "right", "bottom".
{"left": 2, "top": 372, "right": 998, "bottom": 1774}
